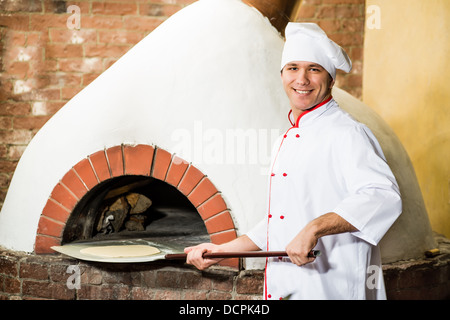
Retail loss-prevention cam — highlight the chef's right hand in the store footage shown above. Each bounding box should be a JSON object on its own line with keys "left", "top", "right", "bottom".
{"left": 184, "top": 243, "right": 223, "bottom": 270}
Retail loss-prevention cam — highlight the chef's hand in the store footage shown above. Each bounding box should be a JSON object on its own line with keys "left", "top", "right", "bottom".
{"left": 286, "top": 212, "right": 357, "bottom": 266}
{"left": 184, "top": 243, "right": 223, "bottom": 270}
{"left": 285, "top": 227, "right": 318, "bottom": 266}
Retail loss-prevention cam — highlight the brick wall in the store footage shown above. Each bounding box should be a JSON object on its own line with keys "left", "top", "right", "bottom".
{"left": 1, "top": 242, "right": 449, "bottom": 300}
{"left": 0, "top": 249, "right": 264, "bottom": 300}
{"left": 0, "top": 0, "right": 365, "bottom": 210}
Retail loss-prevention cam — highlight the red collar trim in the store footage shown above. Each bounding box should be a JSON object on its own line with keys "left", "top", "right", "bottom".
{"left": 288, "top": 96, "right": 333, "bottom": 127}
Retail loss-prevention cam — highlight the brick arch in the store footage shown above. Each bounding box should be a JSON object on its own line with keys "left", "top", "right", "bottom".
{"left": 35, "top": 144, "right": 238, "bottom": 266}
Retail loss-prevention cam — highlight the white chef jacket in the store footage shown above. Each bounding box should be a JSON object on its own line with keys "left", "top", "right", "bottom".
{"left": 247, "top": 97, "right": 402, "bottom": 300}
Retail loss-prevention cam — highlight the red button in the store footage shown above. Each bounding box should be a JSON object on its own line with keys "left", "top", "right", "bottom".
{"left": 296, "top": 134, "right": 300, "bottom": 138}
{"left": 271, "top": 173, "right": 275, "bottom": 176}
{"left": 280, "top": 215, "right": 285, "bottom": 219}
{"left": 283, "top": 134, "right": 287, "bottom": 138}
{"left": 283, "top": 173, "right": 287, "bottom": 176}
{"left": 268, "top": 214, "right": 272, "bottom": 218}
{"left": 268, "top": 294, "right": 272, "bottom": 298}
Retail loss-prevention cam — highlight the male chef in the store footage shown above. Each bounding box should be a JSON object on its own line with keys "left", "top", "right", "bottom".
{"left": 184, "top": 23, "right": 402, "bottom": 300}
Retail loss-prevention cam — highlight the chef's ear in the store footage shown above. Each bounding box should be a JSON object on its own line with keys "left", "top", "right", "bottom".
{"left": 328, "top": 75, "right": 335, "bottom": 89}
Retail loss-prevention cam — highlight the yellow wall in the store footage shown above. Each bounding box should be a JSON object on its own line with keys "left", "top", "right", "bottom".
{"left": 363, "top": 0, "right": 450, "bottom": 237}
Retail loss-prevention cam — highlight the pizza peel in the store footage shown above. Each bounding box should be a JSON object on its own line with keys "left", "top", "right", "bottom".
{"left": 165, "top": 250, "right": 321, "bottom": 260}
{"left": 51, "top": 239, "right": 320, "bottom": 263}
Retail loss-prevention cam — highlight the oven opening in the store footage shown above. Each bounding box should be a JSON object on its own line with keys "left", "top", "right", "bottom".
{"left": 62, "top": 175, "right": 210, "bottom": 248}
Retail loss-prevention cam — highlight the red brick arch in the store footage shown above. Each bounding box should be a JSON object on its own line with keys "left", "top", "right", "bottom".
{"left": 35, "top": 144, "right": 238, "bottom": 266}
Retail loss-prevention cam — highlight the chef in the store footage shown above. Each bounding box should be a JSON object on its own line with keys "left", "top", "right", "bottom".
{"left": 185, "top": 23, "right": 402, "bottom": 300}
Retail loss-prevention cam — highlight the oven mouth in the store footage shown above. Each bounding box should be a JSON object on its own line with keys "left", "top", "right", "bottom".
{"left": 62, "top": 174, "right": 210, "bottom": 248}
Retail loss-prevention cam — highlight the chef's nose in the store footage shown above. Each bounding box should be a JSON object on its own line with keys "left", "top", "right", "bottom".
{"left": 296, "top": 69, "right": 309, "bottom": 86}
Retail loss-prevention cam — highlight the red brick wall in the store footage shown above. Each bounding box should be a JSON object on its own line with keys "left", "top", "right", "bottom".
{"left": 0, "top": 0, "right": 366, "bottom": 209}
{"left": 0, "top": 248, "right": 264, "bottom": 300}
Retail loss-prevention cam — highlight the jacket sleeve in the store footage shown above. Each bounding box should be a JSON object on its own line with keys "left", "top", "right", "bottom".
{"left": 332, "top": 124, "right": 402, "bottom": 245}
{"left": 246, "top": 217, "right": 268, "bottom": 251}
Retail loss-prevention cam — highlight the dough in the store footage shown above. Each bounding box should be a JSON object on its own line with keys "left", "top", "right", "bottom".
{"left": 80, "top": 245, "right": 160, "bottom": 258}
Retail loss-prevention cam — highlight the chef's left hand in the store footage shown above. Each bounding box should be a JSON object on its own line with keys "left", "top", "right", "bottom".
{"left": 184, "top": 243, "right": 222, "bottom": 270}
{"left": 285, "top": 227, "right": 318, "bottom": 266}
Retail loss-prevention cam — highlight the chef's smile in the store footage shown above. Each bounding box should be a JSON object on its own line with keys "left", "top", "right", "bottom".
{"left": 293, "top": 88, "right": 313, "bottom": 95}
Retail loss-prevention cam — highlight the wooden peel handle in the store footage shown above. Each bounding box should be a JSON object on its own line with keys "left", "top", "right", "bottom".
{"left": 165, "top": 250, "right": 320, "bottom": 260}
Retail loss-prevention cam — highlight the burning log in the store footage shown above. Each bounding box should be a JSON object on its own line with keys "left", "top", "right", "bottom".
{"left": 108, "top": 196, "right": 130, "bottom": 232}
{"left": 126, "top": 193, "right": 153, "bottom": 214}
{"left": 97, "top": 193, "right": 153, "bottom": 234}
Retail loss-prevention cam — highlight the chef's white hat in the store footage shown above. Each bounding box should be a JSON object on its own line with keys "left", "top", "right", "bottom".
{"left": 281, "top": 22, "right": 352, "bottom": 79}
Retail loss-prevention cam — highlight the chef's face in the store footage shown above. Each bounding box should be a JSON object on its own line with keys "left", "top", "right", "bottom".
{"left": 281, "top": 61, "right": 334, "bottom": 116}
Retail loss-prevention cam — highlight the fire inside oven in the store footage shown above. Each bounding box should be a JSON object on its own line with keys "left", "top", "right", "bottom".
{"left": 62, "top": 175, "right": 210, "bottom": 248}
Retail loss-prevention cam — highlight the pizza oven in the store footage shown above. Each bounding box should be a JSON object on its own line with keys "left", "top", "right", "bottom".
{"left": 39, "top": 144, "right": 236, "bottom": 265}
{"left": 60, "top": 157, "right": 210, "bottom": 247}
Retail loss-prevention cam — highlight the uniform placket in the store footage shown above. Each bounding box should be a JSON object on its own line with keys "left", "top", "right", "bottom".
{"left": 266, "top": 129, "right": 302, "bottom": 301}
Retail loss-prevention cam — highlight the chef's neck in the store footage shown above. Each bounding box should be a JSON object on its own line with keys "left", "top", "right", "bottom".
{"left": 291, "top": 92, "right": 332, "bottom": 122}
